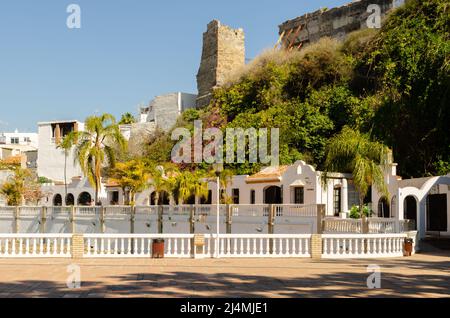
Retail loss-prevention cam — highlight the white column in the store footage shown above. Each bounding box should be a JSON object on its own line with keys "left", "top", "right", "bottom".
{"left": 327, "top": 180, "right": 334, "bottom": 215}
{"left": 342, "top": 179, "right": 348, "bottom": 213}
{"left": 397, "top": 188, "right": 404, "bottom": 221}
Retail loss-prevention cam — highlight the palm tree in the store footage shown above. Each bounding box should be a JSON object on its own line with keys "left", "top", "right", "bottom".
{"left": 57, "top": 135, "right": 73, "bottom": 204}
{"left": 323, "top": 126, "right": 390, "bottom": 217}
{"left": 119, "top": 112, "right": 136, "bottom": 125}
{"left": 175, "top": 170, "right": 209, "bottom": 204}
{"left": 109, "top": 159, "right": 151, "bottom": 205}
{"left": 207, "top": 167, "right": 234, "bottom": 204}
{"left": 149, "top": 163, "right": 177, "bottom": 206}
{"left": 70, "top": 114, "right": 127, "bottom": 205}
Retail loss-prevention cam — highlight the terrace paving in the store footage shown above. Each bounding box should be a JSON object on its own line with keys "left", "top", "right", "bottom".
{"left": 0, "top": 251, "right": 448, "bottom": 298}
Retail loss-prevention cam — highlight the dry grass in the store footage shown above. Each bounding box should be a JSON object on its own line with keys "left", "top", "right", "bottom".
{"left": 222, "top": 37, "right": 343, "bottom": 87}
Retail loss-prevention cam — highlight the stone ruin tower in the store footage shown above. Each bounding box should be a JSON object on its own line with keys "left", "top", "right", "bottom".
{"left": 196, "top": 20, "right": 245, "bottom": 108}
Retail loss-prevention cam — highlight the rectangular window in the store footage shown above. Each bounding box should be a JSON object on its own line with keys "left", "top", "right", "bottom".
{"left": 334, "top": 187, "right": 342, "bottom": 216}
{"left": 111, "top": 191, "right": 119, "bottom": 205}
{"left": 232, "top": 189, "right": 240, "bottom": 204}
{"left": 10, "top": 137, "right": 19, "bottom": 144}
{"left": 250, "top": 190, "right": 256, "bottom": 205}
{"left": 294, "top": 187, "right": 304, "bottom": 204}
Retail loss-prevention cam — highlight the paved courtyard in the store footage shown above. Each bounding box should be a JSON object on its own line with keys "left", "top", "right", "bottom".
{"left": 0, "top": 251, "right": 448, "bottom": 298}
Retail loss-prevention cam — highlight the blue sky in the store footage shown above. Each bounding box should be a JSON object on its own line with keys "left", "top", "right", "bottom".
{"left": 0, "top": 0, "right": 348, "bottom": 132}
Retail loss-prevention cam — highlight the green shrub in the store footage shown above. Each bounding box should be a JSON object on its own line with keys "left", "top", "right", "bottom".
{"left": 349, "top": 205, "right": 373, "bottom": 219}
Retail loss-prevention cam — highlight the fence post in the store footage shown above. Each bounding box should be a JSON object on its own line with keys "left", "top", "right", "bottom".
{"left": 362, "top": 215, "right": 369, "bottom": 253}
{"left": 269, "top": 204, "right": 275, "bottom": 254}
{"left": 101, "top": 206, "right": 106, "bottom": 234}
{"left": 226, "top": 204, "right": 232, "bottom": 234}
{"left": 130, "top": 205, "right": 135, "bottom": 234}
{"left": 40, "top": 206, "right": 47, "bottom": 233}
{"left": 268, "top": 204, "right": 275, "bottom": 234}
{"left": 130, "top": 205, "right": 135, "bottom": 254}
{"left": 316, "top": 204, "right": 325, "bottom": 234}
{"left": 362, "top": 216, "right": 369, "bottom": 234}
{"left": 190, "top": 205, "right": 195, "bottom": 234}
{"left": 158, "top": 205, "right": 163, "bottom": 234}
{"left": 311, "top": 234, "right": 323, "bottom": 259}
{"left": 71, "top": 234, "right": 84, "bottom": 259}
{"left": 71, "top": 206, "right": 75, "bottom": 234}
{"left": 14, "top": 206, "right": 19, "bottom": 233}
{"left": 190, "top": 205, "right": 195, "bottom": 255}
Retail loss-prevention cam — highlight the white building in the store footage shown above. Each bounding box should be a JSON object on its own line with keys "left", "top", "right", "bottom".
{"left": 0, "top": 130, "right": 38, "bottom": 148}
{"left": 40, "top": 159, "right": 450, "bottom": 239}
{"left": 37, "top": 120, "right": 84, "bottom": 182}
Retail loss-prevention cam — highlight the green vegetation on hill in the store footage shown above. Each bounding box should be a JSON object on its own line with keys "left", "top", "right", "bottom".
{"left": 144, "top": 0, "right": 449, "bottom": 178}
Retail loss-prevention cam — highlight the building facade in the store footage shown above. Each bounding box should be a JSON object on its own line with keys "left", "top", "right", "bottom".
{"left": 37, "top": 120, "right": 84, "bottom": 182}
{"left": 139, "top": 92, "right": 197, "bottom": 131}
{"left": 0, "top": 130, "right": 38, "bottom": 148}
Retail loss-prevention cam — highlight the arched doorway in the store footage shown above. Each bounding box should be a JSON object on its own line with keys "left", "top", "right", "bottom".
{"left": 77, "top": 192, "right": 92, "bottom": 206}
{"left": 378, "top": 197, "right": 390, "bottom": 218}
{"left": 404, "top": 196, "right": 417, "bottom": 230}
{"left": 53, "top": 194, "right": 62, "bottom": 206}
{"left": 65, "top": 193, "right": 75, "bottom": 206}
{"left": 150, "top": 191, "right": 170, "bottom": 205}
{"left": 264, "top": 186, "right": 282, "bottom": 204}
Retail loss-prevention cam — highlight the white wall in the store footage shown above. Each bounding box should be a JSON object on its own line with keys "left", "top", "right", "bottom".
{"left": 0, "top": 132, "right": 38, "bottom": 148}
{"left": 37, "top": 123, "right": 84, "bottom": 182}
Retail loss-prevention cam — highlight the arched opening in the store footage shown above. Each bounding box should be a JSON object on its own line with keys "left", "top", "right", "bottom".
{"left": 77, "top": 192, "right": 92, "bottom": 206}
{"left": 150, "top": 191, "right": 170, "bottom": 205}
{"left": 264, "top": 186, "right": 282, "bottom": 204}
{"left": 378, "top": 197, "right": 390, "bottom": 218}
{"left": 404, "top": 196, "right": 417, "bottom": 230}
{"left": 53, "top": 194, "right": 62, "bottom": 206}
{"left": 65, "top": 193, "right": 75, "bottom": 206}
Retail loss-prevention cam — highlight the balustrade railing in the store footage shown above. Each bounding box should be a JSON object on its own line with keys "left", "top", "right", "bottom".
{"left": 323, "top": 218, "right": 363, "bottom": 233}
{"left": 0, "top": 234, "right": 72, "bottom": 257}
{"left": 83, "top": 234, "right": 193, "bottom": 258}
{"left": 322, "top": 234, "right": 406, "bottom": 258}
{"left": 203, "top": 234, "right": 311, "bottom": 258}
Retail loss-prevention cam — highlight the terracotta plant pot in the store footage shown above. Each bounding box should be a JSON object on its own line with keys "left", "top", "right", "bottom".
{"left": 152, "top": 239, "right": 165, "bottom": 258}
{"left": 404, "top": 238, "right": 414, "bottom": 256}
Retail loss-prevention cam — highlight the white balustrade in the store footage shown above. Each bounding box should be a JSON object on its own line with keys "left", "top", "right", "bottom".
{"left": 273, "top": 204, "right": 317, "bottom": 217}
{"left": 204, "top": 234, "right": 311, "bottom": 258}
{"left": 323, "top": 218, "right": 363, "bottom": 233}
{"left": 83, "top": 234, "right": 194, "bottom": 258}
{"left": 18, "top": 206, "right": 42, "bottom": 216}
{"left": 0, "top": 234, "right": 72, "bottom": 258}
{"left": 75, "top": 206, "right": 102, "bottom": 216}
{"left": 229, "top": 204, "right": 270, "bottom": 217}
{"left": 368, "top": 218, "right": 397, "bottom": 234}
{"left": 322, "top": 234, "right": 406, "bottom": 259}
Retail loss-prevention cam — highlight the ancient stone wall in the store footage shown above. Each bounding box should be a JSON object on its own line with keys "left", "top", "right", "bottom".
{"left": 278, "top": 0, "right": 405, "bottom": 49}
{"left": 196, "top": 20, "right": 245, "bottom": 108}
